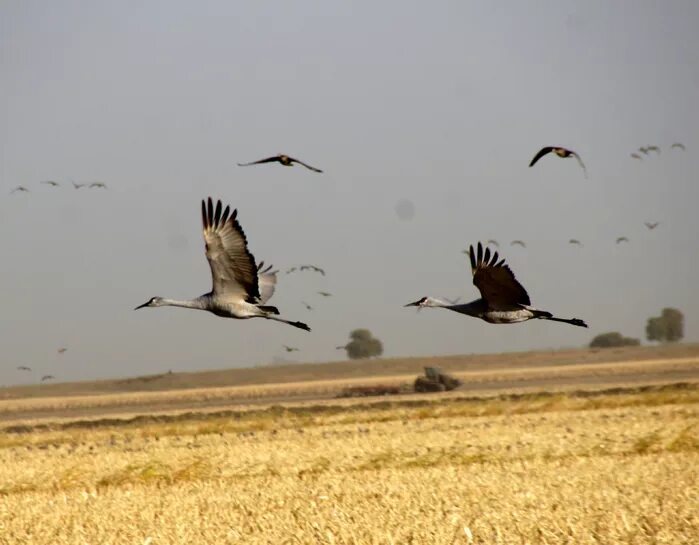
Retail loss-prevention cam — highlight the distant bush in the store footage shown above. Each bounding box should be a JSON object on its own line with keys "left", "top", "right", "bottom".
{"left": 646, "top": 308, "right": 684, "bottom": 343}
{"left": 338, "top": 329, "right": 384, "bottom": 359}
{"left": 589, "top": 332, "right": 641, "bottom": 348}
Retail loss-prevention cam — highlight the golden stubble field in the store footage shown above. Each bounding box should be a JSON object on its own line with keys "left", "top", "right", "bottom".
{"left": 0, "top": 382, "right": 697, "bottom": 544}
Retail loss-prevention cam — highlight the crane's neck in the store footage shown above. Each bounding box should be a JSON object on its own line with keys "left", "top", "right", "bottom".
{"left": 159, "top": 296, "right": 209, "bottom": 310}
{"left": 423, "top": 297, "right": 484, "bottom": 317}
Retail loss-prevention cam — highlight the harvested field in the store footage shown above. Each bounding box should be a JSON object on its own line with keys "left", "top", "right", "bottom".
{"left": 0, "top": 381, "right": 697, "bottom": 544}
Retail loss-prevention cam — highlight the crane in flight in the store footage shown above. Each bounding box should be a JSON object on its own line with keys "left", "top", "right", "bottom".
{"left": 511, "top": 240, "right": 526, "bottom": 248}
{"left": 17, "top": 366, "right": 31, "bottom": 372}
{"left": 237, "top": 154, "right": 323, "bottom": 173}
{"left": 616, "top": 236, "right": 629, "bottom": 244}
{"left": 569, "top": 239, "right": 583, "bottom": 247}
{"left": 283, "top": 345, "right": 300, "bottom": 353}
{"left": 135, "top": 197, "right": 310, "bottom": 331}
{"left": 405, "top": 242, "right": 587, "bottom": 328}
{"left": 644, "top": 222, "right": 659, "bottom": 230}
{"left": 41, "top": 180, "right": 60, "bottom": 187}
{"left": 671, "top": 142, "right": 685, "bottom": 151}
{"left": 41, "top": 375, "right": 55, "bottom": 382}
{"left": 10, "top": 186, "right": 29, "bottom": 194}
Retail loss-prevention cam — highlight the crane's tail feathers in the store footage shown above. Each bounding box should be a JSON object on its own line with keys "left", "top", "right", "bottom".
{"left": 267, "top": 316, "right": 311, "bottom": 332}
{"left": 257, "top": 305, "right": 280, "bottom": 315}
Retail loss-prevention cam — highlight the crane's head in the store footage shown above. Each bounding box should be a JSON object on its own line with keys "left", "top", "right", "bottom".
{"left": 404, "top": 296, "right": 435, "bottom": 308}
{"left": 134, "top": 296, "right": 164, "bottom": 310}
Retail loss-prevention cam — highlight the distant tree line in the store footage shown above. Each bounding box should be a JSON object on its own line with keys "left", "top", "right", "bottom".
{"left": 589, "top": 307, "right": 683, "bottom": 348}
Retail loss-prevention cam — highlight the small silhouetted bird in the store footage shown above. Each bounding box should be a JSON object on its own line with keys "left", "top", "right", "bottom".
{"left": 486, "top": 239, "right": 500, "bottom": 248}
{"left": 301, "top": 301, "right": 313, "bottom": 311}
{"left": 57, "top": 347, "right": 67, "bottom": 354}
{"left": 41, "top": 180, "right": 60, "bottom": 187}
{"left": 10, "top": 186, "right": 29, "bottom": 194}
{"left": 569, "top": 239, "right": 583, "bottom": 246}
{"left": 317, "top": 291, "right": 332, "bottom": 297}
{"left": 616, "top": 237, "right": 629, "bottom": 244}
{"left": 283, "top": 345, "right": 300, "bottom": 353}
{"left": 647, "top": 145, "right": 660, "bottom": 154}
{"left": 644, "top": 222, "right": 659, "bottom": 230}
{"left": 299, "top": 265, "right": 325, "bottom": 276}
{"left": 638, "top": 147, "right": 650, "bottom": 155}
{"left": 511, "top": 240, "right": 526, "bottom": 248}
{"left": 41, "top": 375, "right": 55, "bottom": 382}
{"left": 671, "top": 142, "right": 685, "bottom": 151}
{"left": 17, "top": 366, "right": 31, "bottom": 371}
{"left": 631, "top": 153, "right": 642, "bottom": 160}
{"left": 237, "top": 154, "right": 323, "bottom": 173}
{"left": 89, "top": 182, "right": 107, "bottom": 189}
{"left": 529, "top": 146, "right": 586, "bottom": 176}
{"left": 72, "top": 181, "right": 86, "bottom": 189}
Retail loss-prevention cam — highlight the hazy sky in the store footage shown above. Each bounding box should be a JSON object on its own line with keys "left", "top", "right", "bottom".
{"left": 2, "top": 1, "right": 698, "bottom": 386}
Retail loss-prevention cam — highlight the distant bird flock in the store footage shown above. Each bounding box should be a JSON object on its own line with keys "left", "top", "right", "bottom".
{"left": 7, "top": 138, "right": 687, "bottom": 381}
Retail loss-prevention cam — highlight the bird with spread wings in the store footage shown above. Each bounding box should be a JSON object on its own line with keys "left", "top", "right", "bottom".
{"left": 529, "top": 146, "right": 587, "bottom": 177}
{"left": 237, "top": 154, "right": 323, "bottom": 173}
{"left": 135, "top": 198, "right": 310, "bottom": 331}
{"left": 405, "top": 242, "right": 587, "bottom": 327}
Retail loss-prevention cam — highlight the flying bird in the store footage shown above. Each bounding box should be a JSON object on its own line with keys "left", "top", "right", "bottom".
{"left": 17, "top": 366, "right": 31, "bottom": 372}
{"left": 647, "top": 145, "right": 660, "bottom": 154}
{"left": 486, "top": 240, "right": 500, "bottom": 248}
{"left": 10, "top": 186, "right": 29, "bottom": 194}
{"left": 616, "top": 237, "right": 629, "bottom": 244}
{"left": 511, "top": 240, "right": 526, "bottom": 248}
{"left": 89, "top": 182, "right": 107, "bottom": 189}
{"left": 317, "top": 291, "right": 332, "bottom": 297}
{"left": 283, "top": 345, "right": 300, "bottom": 353}
{"left": 630, "top": 153, "right": 643, "bottom": 160}
{"left": 638, "top": 147, "right": 650, "bottom": 155}
{"left": 41, "top": 375, "right": 55, "bottom": 382}
{"left": 569, "top": 239, "right": 583, "bottom": 246}
{"left": 57, "top": 347, "right": 67, "bottom": 354}
{"left": 72, "top": 181, "right": 86, "bottom": 189}
{"left": 135, "top": 197, "right": 310, "bottom": 331}
{"left": 301, "top": 301, "right": 313, "bottom": 311}
{"left": 237, "top": 154, "right": 323, "bottom": 173}
{"left": 671, "top": 142, "right": 685, "bottom": 151}
{"left": 529, "top": 146, "right": 587, "bottom": 176}
{"left": 644, "top": 222, "right": 659, "bottom": 230}
{"left": 405, "top": 242, "right": 587, "bottom": 328}
{"left": 299, "top": 265, "right": 325, "bottom": 276}
{"left": 285, "top": 267, "right": 297, "bottom": 275}
{"left": 41, "top": 180, "right": 60, "bottom": 187}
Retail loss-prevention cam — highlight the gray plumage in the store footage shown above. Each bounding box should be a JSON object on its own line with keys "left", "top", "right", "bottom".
{"left": 135, "top": 197, "right": 310, "bottom": 331}
{"left": 405, "top": 242, "right": 587, "bottom": 328}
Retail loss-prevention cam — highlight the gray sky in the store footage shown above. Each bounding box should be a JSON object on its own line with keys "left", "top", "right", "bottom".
{"left": 2, "top": 1, "right": 698, "bottom": 386}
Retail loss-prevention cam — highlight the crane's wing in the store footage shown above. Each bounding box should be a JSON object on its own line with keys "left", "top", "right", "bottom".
{"left": 237, "top": 156, "right": 281, "bottom": 167}
{"left": 202, "top": 197, "right": 261, "bottom": 303}
{"left": 289, "top": 157, "right": 323, "bottom": 173}
{"left": 256, "top": 261, "right": 277, "bottom": 304}
{"left": 469, "top": 242, "right": 531, "bottom": 306}
{"left": 529, "top": 147, "right": 555, "bottom": 167}
{"left": 571, "top": 151, "right": 588, "bottom": 177}
{"left": 511, "top": 240, "right": 526, "bottom": 247}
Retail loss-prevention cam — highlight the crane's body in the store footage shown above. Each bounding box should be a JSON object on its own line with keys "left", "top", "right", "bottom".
{"left": 136, "top": 198, "right": 310, "bottom": 332}
{"left": 406, "top": 242, "right": 587, "bottom": 328}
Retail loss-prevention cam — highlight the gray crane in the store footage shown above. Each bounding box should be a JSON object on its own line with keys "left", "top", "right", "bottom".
{"left": 644, "top": 222, "right": 659, "bottom": 230}
{"left": 405, "top": 242, "right": 587, "bottom": 328}
{"left": 10, "top": 186, "right": 29, "bottom": 194}
{"left": 616, "top": 236, "right": 629, "bottom": 244}
{"left": 135, "top": 197, "right": 310, "bottom": 331}
{"left": 569, "top": 239, "right": 583, "bottom": 247}
{"left": 41, "top": 180, "right": 60, "bottom": 187}
{"left": 671, "top": 142, "right": 685, "bottom": 151}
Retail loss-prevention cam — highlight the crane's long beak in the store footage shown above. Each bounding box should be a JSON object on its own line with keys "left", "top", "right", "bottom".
{"left": 134, "top": 301, "right": 150, "bottom": 310}
{"left": 404, "top": 299, "right": 422, "bottom": 307}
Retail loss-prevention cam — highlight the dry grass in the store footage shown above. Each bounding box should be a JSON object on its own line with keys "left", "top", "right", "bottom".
{"left": 1, "top": 355, "right": 697, "bottom": 423}
{"left": 0, "top": 383, "right": 697, "bottom": 544}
